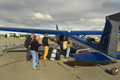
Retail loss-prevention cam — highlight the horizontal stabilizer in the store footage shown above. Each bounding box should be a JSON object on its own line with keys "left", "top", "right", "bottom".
{"left": 70, "top": 52, "right": 111, "bottom": 61}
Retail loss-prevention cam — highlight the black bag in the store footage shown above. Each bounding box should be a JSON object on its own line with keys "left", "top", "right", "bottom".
{"left": 47, "top": 48, "right": 54, "bottom": 60}
{"left": 55, "top": 52, "right": 60, "bottom": 60}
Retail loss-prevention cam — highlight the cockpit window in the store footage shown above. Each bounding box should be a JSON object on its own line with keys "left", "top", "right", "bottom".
{"left": 79, "top": 35, "right": 101, "bottom": 44}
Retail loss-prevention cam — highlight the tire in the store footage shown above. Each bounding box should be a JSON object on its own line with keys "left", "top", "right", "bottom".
{"left": 111, "top": 68, "right": 118, "bottom": 75}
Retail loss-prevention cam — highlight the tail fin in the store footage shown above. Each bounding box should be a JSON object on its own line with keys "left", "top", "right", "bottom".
{"left": 97, "top": 17, "right": 120, "bottom": 58}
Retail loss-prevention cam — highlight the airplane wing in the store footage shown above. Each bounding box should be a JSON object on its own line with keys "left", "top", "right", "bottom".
{"left": 1, "top": 27, "right": 120, "bottom": 36}
{"left": 0, "top": 27, "right": 103, "bottom": 35}
{"left": 70, "top": 31, "right": 102, "bottom": 35}
{"left": 0, "top": 27, "right": 69, "bottom": 35}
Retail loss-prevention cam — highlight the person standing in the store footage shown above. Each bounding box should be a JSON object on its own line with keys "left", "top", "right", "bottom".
{"left": 42, "top": 33, "right": 49, "bottom": 60}
{"left": 30, "top": 35, "right": 41, "bottom": 70}
{"left": 66, "top": 41, "right": 70, "bottom": 58}
{"left": 63, "top": 36, "right": 70, "bottom": 58}
{"left": 24, "top": 33, "right": 35, "bottom": 62}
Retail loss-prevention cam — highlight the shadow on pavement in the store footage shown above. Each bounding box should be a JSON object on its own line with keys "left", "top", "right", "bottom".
{"left": 64, "top": 60, "right": 117, "bottom": 67}
{"left": 5, "top": 50, "right": 27, "bottom": 53}
{"left": 0, "top": 60, "right": 24, "bottom": 68}
{"left": 63, "top": 60, "right": 75, "bottom": 67}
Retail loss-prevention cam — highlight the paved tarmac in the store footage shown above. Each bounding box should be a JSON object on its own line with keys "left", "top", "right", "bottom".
{"left": 0, "top": 38, "right": 120, "bottom": 80}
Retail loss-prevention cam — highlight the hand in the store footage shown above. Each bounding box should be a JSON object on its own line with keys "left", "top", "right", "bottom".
{"left": 39, "top": 41, "right": 42, "bottom": 44}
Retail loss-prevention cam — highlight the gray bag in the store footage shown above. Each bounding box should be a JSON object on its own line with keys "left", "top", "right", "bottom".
{"left": 50, "top": 49, "right": 57, "bottom": 61}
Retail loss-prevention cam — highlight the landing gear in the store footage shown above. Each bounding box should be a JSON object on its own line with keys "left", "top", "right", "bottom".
{"left": 108, "top": 61, "right": 119, "bottom": 75}
{"left": 110, "top": 67, "right": 119, "bottom": 75}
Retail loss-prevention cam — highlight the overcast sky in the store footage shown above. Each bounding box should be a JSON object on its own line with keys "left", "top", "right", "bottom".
{"left": 0, "top": 0, "right": 120, "bottom": 33}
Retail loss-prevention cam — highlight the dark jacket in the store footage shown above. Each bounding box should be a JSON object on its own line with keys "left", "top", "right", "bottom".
{"left": 30, "top": 39, "right": 41, "bottom": 51}
{"left": 42, "top": 37, "right": 49, "bottom": 46}
{"left": 24, "top": 35, "right": 32, "bottom": 48}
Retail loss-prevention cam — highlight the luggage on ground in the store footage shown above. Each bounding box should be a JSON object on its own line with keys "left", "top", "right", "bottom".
{"left": 47, "top": 48, "right": 57, "bottom": 61}
{"left": 55, "top": 52, "right": 61, "bottom": 60}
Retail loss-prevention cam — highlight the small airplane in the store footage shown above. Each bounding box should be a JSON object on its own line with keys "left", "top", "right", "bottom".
{"left": 0, "top": 12, "right": 120, "bottom": 75}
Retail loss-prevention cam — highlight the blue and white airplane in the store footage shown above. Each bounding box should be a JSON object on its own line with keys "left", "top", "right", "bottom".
{"left": 0, "top": 12, "right": 120, "bottom": 75}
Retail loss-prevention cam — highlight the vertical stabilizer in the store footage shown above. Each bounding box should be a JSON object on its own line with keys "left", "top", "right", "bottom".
{"left": 98, "top": 19, "right": 119, "bottom": 58}
{"left": 107, "top": 20, "right": 119, "bottom": 58}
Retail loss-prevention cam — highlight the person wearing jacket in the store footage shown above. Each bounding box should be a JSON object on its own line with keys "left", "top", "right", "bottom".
{"left": 24, "top": 33, "right": 35, "bottom": 62}
{"left": 63, "top": 36, "right": 70, "bottom": 58}
{"left": 30, "top": 35, "right": 41, "bottom": 70}
{"left": 42, "top": 33, "right": 49, "bottom": 60}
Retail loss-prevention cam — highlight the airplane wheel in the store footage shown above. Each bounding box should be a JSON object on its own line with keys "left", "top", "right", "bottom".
{"left": 111, "top": 68, "right": 118, "bottom": 75}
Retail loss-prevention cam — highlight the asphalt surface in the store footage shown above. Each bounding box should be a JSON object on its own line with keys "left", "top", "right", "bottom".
{"left": 0, "top": 38, "right": 120, "bottom": 80}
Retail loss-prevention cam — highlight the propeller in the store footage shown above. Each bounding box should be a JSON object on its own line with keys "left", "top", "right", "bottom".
{"left": 56, "top": 25, "right": 59, "bottom": 30}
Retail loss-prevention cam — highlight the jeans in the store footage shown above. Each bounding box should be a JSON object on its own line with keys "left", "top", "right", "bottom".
{"left": 66, "top": 44, "right": 70, "bottom": 58}
{"left": 26, "top": 47, "right": 31, "bottom": 61}
{"left": 30, "top": 50, "right": 39, "bottom": 68}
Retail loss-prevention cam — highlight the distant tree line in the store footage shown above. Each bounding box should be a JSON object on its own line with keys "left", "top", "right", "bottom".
{"left": 19, "top": 34, "right": 29, "bottom": 38}
{"left": 0, "top": 33, "right": 29, "bottom": 38}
